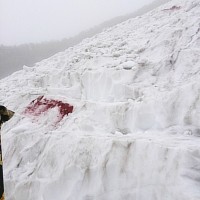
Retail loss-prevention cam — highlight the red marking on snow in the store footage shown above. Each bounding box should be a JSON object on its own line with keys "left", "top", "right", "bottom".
{"left": 163, "top": 6, "right": 181, "bottom": 11}
{"left": 24, "top": 96, "right": 73, "bottom": 122}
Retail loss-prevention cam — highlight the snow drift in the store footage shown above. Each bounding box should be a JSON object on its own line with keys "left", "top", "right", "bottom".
{"left": 0, "top": 0, "right": 200, "bottom": 199}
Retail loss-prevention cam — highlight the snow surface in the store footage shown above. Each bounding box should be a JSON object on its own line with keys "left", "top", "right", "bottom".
{"left": 1, "top": 0, "right": 200, "bottom": 199}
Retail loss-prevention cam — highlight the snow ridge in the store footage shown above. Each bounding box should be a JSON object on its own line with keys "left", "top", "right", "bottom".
{"left": 1, "top": 0, "right": 200, "bottom": 199}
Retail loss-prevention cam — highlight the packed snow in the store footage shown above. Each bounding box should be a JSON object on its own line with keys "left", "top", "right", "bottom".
{"left": 1, "top": 0, "right": 200, "bottom": 199}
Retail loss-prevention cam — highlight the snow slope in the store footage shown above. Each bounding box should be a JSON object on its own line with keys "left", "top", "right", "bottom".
{"left": 1, "top": 0, "right": 200, "bottom": 199}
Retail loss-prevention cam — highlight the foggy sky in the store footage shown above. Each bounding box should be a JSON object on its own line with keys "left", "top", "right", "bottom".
{"left": 0, "top": 0, "right": 155, "bottom": 46}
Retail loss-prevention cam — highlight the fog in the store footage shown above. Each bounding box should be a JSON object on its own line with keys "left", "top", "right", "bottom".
{"left": 0, "top": 0, "right": 157, "bottom": 45}
{"left": 0, "top": 0, "right": 170, "bottom": 79}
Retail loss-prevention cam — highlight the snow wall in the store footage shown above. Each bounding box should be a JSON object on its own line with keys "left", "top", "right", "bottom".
{"left": 1, "top": 0, "right": 200, "bottom": 199}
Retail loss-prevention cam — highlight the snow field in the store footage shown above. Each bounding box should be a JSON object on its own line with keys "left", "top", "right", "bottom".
{"left": 1, "top": 0, "right": 200, "bottom": 199}
{"left": 3, "top": 124, "right": 200, "bottom": 200}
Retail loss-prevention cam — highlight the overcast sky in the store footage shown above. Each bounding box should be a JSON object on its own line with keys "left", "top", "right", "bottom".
{"left": 0, "top": 0, "right": 156, "bottom": 46}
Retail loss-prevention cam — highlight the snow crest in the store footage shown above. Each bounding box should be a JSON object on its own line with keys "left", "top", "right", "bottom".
{"left": 1, "top": 0, "right": 200, "bottom": 199}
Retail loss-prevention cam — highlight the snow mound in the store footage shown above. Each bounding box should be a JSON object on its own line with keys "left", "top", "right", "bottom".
{"left": 1, "top": 0, "right": 200, "bottom": 199}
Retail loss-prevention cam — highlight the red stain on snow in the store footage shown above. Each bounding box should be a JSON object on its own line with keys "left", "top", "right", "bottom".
{"left": 163, "top": 6, "right": 181, "bottom": 11}
{"left": 24, "top": 96, "right": 73, "bottom": 122}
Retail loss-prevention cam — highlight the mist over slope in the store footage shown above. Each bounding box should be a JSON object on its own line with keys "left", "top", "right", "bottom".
{"left": 0, "top": 0, "right": 169, "bottom": 79}
{"left": 1, "top": 0, "right": 200, "bottom": 199}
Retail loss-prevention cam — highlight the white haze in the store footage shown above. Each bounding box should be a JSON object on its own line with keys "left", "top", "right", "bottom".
{"left": 0, "top": 0, "right": 156, "bottom": 45}
{"left": 1, "top": 0, "right": 200, "bottom": 199}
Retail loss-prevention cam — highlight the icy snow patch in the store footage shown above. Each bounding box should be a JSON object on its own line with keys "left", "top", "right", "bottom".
{"left": 1, "top": 0, "right": 200, "bottom": 199}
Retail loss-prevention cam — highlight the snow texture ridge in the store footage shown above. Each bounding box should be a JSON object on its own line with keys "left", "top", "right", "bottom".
{"left": 1, "top": 0, "right": 200, "bottom": 199}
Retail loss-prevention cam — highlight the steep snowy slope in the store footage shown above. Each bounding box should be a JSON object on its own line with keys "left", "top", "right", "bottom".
{"left": 1, "top": 0, "right": 200, "bottom": 199}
